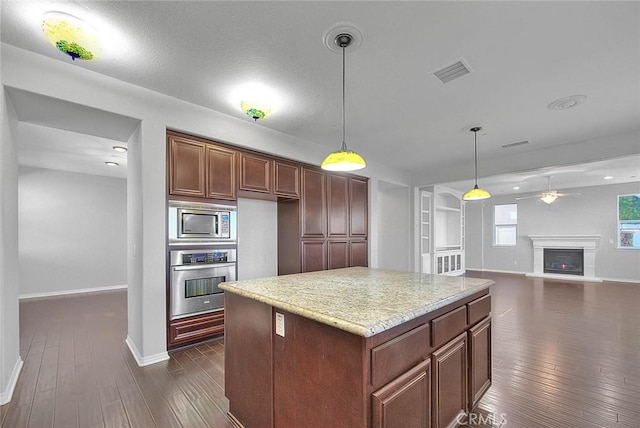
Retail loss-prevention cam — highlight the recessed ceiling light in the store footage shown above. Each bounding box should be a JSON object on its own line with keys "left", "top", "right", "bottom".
{"left": 112, "top": 146, "right": 127, "bottom": 152}
{"left": 513, "top": 186, "right": 520, "bottom": 190}
{"left": 547, "top": 95, "right": 587, "bottom": 110}
{"left": 603, "top": 176, "right": 614, "bottom": 180}
{"left": 105, "top": 161, "right": 118, "bottom": 166}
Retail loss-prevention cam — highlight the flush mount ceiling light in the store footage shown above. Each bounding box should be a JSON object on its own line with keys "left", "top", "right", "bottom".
{"left": 42, "top": 11, "right": 101, "bottom": 61}
{"left": 105, "top": 161, "right": 119, "bottom": 166}
{"left": 241, "top": 100, "right": 271, "bottom": 121}
{"left": 321, "top": 32, "right": 366, "bottom": 172}
{"left": 462, "top": 127, "right": 491, "bottom": 201}
{"left": 547, "top": 95, "right": 587, "bottom": 111}
{"left": 112, "top": 146, "right": 127, "bottom": 153}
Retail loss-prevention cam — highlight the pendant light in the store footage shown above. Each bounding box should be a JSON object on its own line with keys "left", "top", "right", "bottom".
{"left": 321, "top": 33, "right": 366, "bottom": 172}
{"left": 462, "top": 127, "right": 491, "bottom": 201}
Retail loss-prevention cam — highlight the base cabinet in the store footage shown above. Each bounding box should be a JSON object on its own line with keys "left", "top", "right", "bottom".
{"left": 168, "top": 311, "right": 224, "bottom": 347}
{"left": 372, "top": 359, "right": 431, "bottom": 428}
{"left": 432, "top": 333, "right": 468, "bottom": 428}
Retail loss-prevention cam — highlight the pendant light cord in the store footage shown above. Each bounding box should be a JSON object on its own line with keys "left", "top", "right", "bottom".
{"left": 341, "top": 42, "right": 347, "bottom": 151}
{"left": 473, "top": 129, "right": 478, "bottom": 186}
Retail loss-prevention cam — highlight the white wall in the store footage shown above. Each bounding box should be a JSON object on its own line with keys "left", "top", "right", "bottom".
{"left": 0, "top": 87, "right": 22, "bottom": 404}
{"left": 2, "top": 44, "right": 412, "bottom": 363}
{"left": 18, "top": 166, "right": 127, "bottom": 296}
{"left": 237, "top": 198, "right": 278, "bottom": 280}
{"left": 465, "top": 181, "right": 640, "bottom": 282}
{"left": 377, "top": 183, "right": 411, "bottom": 271}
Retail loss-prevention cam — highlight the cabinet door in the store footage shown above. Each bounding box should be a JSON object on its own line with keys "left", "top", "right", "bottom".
{"left": 301, "top": 168, "right": 326, "bottom": 238}
{"left": 432, "top": 333, "right": 467, "bottom": 428}
{"left": 469, "top": 317, "right": 491, "bottom": 409}
{"left": 350, "top": 240, "right": 368, "bottom": 267}
{"left": 327, "top": 174, "right": 349, "bottom": 237}
{"left": 274, "top": 161, "right": 300, "bottom": 198}
{"left": 239, "top": 152, "right": 272, "bottom": 194}
{"left": 349, "top": 178, "right": 368, "bottom": 237}
{"left": 301, "top": 240, "right": 326, "bottom": 272}
{"left": 372, "top": 359, "right": 431, "bottom": 428}
{"left": 327, "top": 241, "right": 349, "bottom": 270}
{"left": 207, "top": 145, "right": 237, "bottom": 200}
{"left": 168, "top": 135, "right": 206, "bottom": 197}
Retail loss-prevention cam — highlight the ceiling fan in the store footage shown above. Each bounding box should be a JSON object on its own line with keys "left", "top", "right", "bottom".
{"left": 516, "top": 176, "right": 581, "bottom": 204}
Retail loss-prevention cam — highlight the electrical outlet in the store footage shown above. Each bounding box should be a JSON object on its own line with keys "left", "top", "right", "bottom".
{"left": 275, "top": 312, "right": 285, "bottom": 337}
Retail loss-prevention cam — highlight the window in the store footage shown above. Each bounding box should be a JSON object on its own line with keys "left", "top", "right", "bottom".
{"left": 494, "top": 204, "right": 517, "bottom": 246}
{"left": 618, "top": 194, "right": 640, "bottom": 248}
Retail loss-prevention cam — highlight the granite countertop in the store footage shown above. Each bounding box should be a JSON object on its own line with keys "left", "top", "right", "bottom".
{"left": 219, "top": 267, "right": 493, "bottom": 337}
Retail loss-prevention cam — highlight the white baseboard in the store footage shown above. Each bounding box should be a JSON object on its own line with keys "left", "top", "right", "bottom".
{"left": 125, "top": 336, "right": 169, "bottom": 367}
{"left": 525, "top": 272, "right": 603, "bottom": 283}
{"left": 467, "top": 268, "right": 526, "bottom": 275}
{"left": 19, "top": 284, "right": 127, "bottom": 300}
{"left": 0, "top": 357, "right": 23, "bottom": 405}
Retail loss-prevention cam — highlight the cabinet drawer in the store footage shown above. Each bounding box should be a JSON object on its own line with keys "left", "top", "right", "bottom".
{"left": 371, "top": 324, "right": 430, "bottom": 388}
{"left": 467, "top": 294, "right": 491, "bottom": 326}
{"left": 431, "top": 306, "right": 467, "bottom": 348}
{"left": 169, "top": 311, "right": 224, "bottom": 344}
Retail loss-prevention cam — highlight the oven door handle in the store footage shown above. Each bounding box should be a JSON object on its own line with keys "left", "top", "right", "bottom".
{"left": 172, "top": 263, "right": 236, "bottom": 271}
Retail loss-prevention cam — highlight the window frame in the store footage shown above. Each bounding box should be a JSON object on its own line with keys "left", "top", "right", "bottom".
{"left": 617, "top": 193, "right": 640, "bottom": 250}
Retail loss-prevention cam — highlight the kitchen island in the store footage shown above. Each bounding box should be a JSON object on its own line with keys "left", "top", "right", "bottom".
{"left": 220, "top": 267, "right": 494, "bottom": 428}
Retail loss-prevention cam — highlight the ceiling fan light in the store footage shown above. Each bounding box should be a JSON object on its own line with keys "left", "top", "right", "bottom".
{"left": 463, "top": 184, "right": 491, "bottom": 201}
{"left": 540, "top": 193, "right": 558, "bottom": 204}
{"left": 321, "top": 149, "right": 366, "bottom": 171}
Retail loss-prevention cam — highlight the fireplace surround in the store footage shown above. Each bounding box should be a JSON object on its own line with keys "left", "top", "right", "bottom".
{"left": 527, "top": 235, "right": 601, "bottom": 282}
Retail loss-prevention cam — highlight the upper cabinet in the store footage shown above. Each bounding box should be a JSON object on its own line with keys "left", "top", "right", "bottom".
{"left": 168, "top": 135, "right": 206, "bottom": 198}
{"left": 168, "top": 133, "right": 236, "bottom": 201}
{"left": 206, "top": 145, "right": 237, "bottom": 200}
{"left": 239, "top": 152, "right": 272, "bottom": 194}
{"left": 301, "top": 168, "right": 327, "bottom": 238}
{"left": 273, "top": 160, "right": 300, "bottom": 198}
{"left": 327, "top": 175, "right": 349, "bottom": 237}
{"left": 349, "top": 178, "right": 368, "bottom": 237}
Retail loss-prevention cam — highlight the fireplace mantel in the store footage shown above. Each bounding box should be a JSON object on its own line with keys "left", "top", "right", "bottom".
{"left": 527, "top": 235, "right": 601, "bottom": 282}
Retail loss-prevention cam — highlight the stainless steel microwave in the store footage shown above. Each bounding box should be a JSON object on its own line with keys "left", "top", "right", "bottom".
{"left": 168, "top": 201, "right": 237, "bottom": 245}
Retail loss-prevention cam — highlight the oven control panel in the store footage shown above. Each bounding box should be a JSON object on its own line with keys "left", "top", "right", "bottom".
{"left": 171, "top": 249, "right": 237, "bottom": 266}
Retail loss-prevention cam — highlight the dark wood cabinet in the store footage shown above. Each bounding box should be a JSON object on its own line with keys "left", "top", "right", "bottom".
{"left": 301, "top": 168, "right": 327, "bottom": 238}
{"left": 239, "top": 152, "right": 272, "bottom": 194}
{"left": 301, "top": 240, "right": 327, "bottom": 272}
{"left": 168, "top": 135, "right": 206, "bottom": 197}
{"left": 468, "top": 317, "right": 491, "bottom": 409}
{"left": 350, "top": 240, "right": 368, "bottom": 267}
{"left": 168, "top": 310, "right": 224, "bottom": 346}
{"left": 327, "top": 174, "right": 349, "bottom": 237}
{"left": 432, "top": 333, "right": 468, "bottom": 428}
{"left": 206, "top": 145, "right": 236, "bottom": 200}
{"left": 168, "top": 133, "right": 236, "bottom": 201}
{"left": 328, "top": 240, "right": 349, "bottom": 269}
{"left": 372, "top": 359, "right": 431, "bottom": 428}
{"left": 274, "top": 161, "right": 300, "bottom": 198}
{"left": 350, "top": 177, "right": 368, "bottom": 237}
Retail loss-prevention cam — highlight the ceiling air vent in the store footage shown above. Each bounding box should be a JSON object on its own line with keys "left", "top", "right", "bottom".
{"left": 502, "top": 140, "right": 530, "bottom": 149}
{"left": 433, "top": 60, "right": 471, "bottom": 84}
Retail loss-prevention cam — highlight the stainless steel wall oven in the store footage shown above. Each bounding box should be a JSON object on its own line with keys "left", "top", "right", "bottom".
{"left": 169, "top": 249, "right": 236, "bottom": 320}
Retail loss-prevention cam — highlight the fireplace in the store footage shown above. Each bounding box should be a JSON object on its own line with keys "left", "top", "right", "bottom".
{"left": 543, "top": 248, "right": 584, "bottom": 276}
{"left": 527, "top": 235, "right": 601, "bottom": 282}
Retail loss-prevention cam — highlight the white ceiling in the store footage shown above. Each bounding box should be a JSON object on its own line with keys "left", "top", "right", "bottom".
{"left": 1, "top": 1, "right": 639, "bottom": 190}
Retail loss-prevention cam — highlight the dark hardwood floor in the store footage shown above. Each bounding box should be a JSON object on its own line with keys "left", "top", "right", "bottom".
{"left": 1, "top": 272, "right": 639, "bottom": 427}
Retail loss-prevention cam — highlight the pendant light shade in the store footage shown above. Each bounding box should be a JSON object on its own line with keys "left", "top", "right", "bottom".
{"left": 462, "top": 127, "right": 491, "bottom": 201}
{"left": 321, "top": 33, "right": 366, "bottom": 172}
